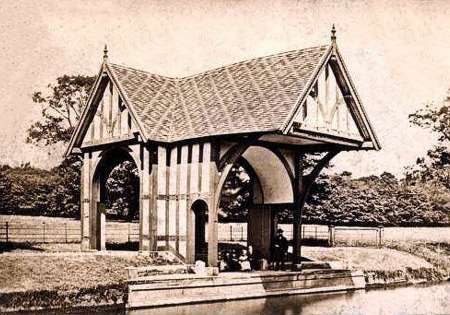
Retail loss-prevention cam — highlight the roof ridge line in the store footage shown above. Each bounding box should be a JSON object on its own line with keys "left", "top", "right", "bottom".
{"left": 108, "top": 44, "right": 330, "bottom": 80}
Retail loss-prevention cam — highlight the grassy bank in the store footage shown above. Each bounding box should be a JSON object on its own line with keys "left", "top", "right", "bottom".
{"left": 384, "top": 241, "right": 450, "bottom": 276}
{"left": 0, "top": 251, "right": 183, "bottom": 312}
{"left": 303, "top": 245, "right": 449, "bottom": 287}
{"left": 1, "top": 241, "right": 449, "bottom": 312}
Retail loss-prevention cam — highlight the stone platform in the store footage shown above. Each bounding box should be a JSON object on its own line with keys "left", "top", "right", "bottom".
{"left": 126, "top": 268, "right": 365, "bottom": 309}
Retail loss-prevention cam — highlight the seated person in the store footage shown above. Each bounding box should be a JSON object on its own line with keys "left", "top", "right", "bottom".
{"left": 228, "top": 250, "right": 241, "bottom": 271}
{"left": 219, "top": 251, "right": 230, "bottom": 272}
{"left": 239, "top": 249, "right": 251, "bottom": 271}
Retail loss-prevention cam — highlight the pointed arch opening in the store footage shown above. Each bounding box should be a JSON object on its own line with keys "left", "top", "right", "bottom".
{"left": 91, "top": 147, "right": 141, "bottom": 251}
{"left": 215, "top": 145, "right": 294, "bottom": 270}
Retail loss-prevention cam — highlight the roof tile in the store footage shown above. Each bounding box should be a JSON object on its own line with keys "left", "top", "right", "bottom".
{"left": 107, "top": 45, "right": 330, "bottom": 142}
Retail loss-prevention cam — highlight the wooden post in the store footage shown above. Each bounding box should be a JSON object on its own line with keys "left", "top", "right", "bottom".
{"left": 42, "top": 222, "right": 46, "bottom": 243}
{"left": 139, "top": 145, "right": 151, "bottom": 253}
{"left": 292, "top": 151, "right": 339, "bottom": 267}
{"left": 207, "top": 150, "right": 220, "bottom": 267}
{"left": 229, "top": 225, "right": 233, "bottom": 241}
{"left": 292, "top": 152, "right": 304, "bottom": 266}
{"left": 328, "top": 225, "right": 335, "bottom": 247}
{"left": 5, "top": 222, "right": 9, "bottom": 243}
{"left": 65, "top": 223, "right": 68, "bottom": 243}
{"left": 81, "top": 152, "right": 92, "bottom": 251}
{"left": 378, "top": 225, "right": 383, "bottom": 248}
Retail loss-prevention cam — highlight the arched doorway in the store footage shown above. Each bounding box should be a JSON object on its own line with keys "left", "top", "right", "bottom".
{"left": 190, "top": 200, "right": 208, "bottom": 262}
{"left": 91, "top": 147, "right": 140, "bottom": 251}
{"left": 216, "top": 146, "right": 294, "bottom": 269}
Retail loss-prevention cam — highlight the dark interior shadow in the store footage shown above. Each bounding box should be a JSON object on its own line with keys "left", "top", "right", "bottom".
{"left": 105, "top": 241, "right": 139, "bottom": 251}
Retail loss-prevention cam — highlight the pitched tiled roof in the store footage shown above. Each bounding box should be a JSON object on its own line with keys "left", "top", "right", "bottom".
{"left": 108, "top": 45, "right": 331, "bottom": 142}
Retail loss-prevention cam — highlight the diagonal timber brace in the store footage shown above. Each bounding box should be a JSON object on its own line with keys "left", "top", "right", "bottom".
{"left": 292, "top": 150, "right": 340, "bottom": 265}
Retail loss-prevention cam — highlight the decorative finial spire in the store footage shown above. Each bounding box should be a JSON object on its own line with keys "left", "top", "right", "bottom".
{"left": 103, "top": 44, "right": 108, "bottom": 62}
{"left": 331, "top": 24, "right": 336, "bottom": 43}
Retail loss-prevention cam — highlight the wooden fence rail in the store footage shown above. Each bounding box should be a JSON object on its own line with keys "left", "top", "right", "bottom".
{"left": 0, "top": 221, "right": 384, "bottom": 247}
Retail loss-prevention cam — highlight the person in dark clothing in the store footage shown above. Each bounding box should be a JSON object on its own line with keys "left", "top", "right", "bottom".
{"left": 247, "top": 245, "right": 258, "bottom": 271}
{"left": 228, "top": 249, "right": 241, "bottom": 271}
{"left": 271, "top": 228, "right": 288, "bottom": 271}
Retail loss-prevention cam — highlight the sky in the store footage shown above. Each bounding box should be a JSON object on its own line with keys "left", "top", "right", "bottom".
{"left": 1, "top": 0, "right": 450, "bottom": 177}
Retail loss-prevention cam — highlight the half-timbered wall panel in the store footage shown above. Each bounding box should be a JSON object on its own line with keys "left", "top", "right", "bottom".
{"left": 156, "top": 146, "right": 167, "bottom": 249}
{"left": 292, "top": 63, "right": 362, "bottom": 140}
{"left": 154, "top": 143, "right": 214, "bottom": 259}
{"left": 81, "top": 80, "right": 138, "bottom": 146}
{"left": 168, "top": 147, "right": 178, "bottom": 251}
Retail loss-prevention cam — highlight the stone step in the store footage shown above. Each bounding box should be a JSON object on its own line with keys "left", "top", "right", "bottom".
{"left": 301, "top": 261, "right": 331, "bottom": 270}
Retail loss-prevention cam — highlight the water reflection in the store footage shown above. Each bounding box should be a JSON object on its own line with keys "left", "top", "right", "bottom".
{"left": 129, "top": 282, "right": 450, "bottom": 315}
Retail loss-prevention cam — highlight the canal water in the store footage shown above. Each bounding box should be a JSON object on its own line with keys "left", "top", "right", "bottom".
{"left": 128, "top": 282, "right": 450, "bottom": 315}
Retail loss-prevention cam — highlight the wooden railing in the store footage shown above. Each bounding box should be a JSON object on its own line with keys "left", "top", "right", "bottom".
{"left": 0, "top": 220, "right": 384, "bottom": 247}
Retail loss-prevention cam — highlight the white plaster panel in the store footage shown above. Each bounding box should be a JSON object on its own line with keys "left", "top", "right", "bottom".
{"left": 93, "top": 114, "right": 101, "bottom": 140}
{"left": 157, "top": 147, "right": 166, "bottom": 195}
{"left": 179, "top": 241, "right": 187, "bottom": 257}
{"left": 169, "top": 147, "right": 177, "bottom": 194}
{"left": 102, "top": 85, "right": 109, "bottom": 137}
{"left": 179, "top": 146, "right": 188, "bottom": 194}
{"left": 121, "top": 109, "right": 129, "bottom": 135}
{"left": 179, "top": 199, "right": 187, "bottom": 236}
{"left": 190, "top": 144, "right": 199, "bottom": 193}
{"left": 201, "top": 143, "right": 211, "bottom": 193}
{"left": 142, "top": 147, "right": 150, "bottom": 194}
{"left": 169, "top": 200, "right": 177, "bottom": 235}
{"left": 112, "top": 86, "right": 120, "bottom": 137}
{"left": 157, "top": 199, "right": 166, "bottom": 236}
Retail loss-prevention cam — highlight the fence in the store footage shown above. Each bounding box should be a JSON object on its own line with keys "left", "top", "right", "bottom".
{"left": 217, "top": 223, "right": 384, "bottom": 247}
{"left": 331, "top": 225, "right": 384, "bottom": 247}
{"left": 0, "top": 221, "right": 140, "bottom": 244}
{"left": 0, "top": 220, "right": 384, "bottom": 247}
{"left": 0, "top": 222, "right": 81, "bottom": 243}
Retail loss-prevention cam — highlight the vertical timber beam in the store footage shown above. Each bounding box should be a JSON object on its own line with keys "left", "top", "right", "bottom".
{"left": 80, "top": 152, "right": 92, "bottom": 251}
{"left": 186, "top": 145, "right": 194, "bottom": 263}
{"left": 207, "top": 141, "right": 220, "bottom": 267}
{"left": 149, "top": 151, "right": 158, "bottom": 251}
{"left": 139, "top": 145, "right": 151, "bottom": 253}
{"left": 293, "top": 150, "right": 340, "bottom": 266}
{"left": 292, "top": 152, "right": 304, "bottom": 266}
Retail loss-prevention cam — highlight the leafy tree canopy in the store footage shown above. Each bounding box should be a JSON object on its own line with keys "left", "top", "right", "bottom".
{"left": 27, "top": 75, "right": 95, "bottom": 146}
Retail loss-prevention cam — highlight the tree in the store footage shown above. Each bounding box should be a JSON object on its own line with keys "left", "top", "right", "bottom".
{"left": 23, "top": 75, "right": 96, "bottom": 217}
{"left": 301, "top": 172, "right": 450, "bottom": 226}
{"left": 26, "top": 74, "right": 142, "bottom": 219}
{"left": 105, "top": 161, "right": 140, "bottom": 220}
{"left": 0, "top": 165, "right": 14, "bottom": 212}
{"left": 47, "top": 156, "right": 82, "bottom": 217}
{"left": 27, "top": 75, "right": 96, "bottom": 146}
{"left": 407, "top": 90, "right": 450, "bottom": 208}
{"left": 218, "top": 154, "right": 333, "bottom": 223}
{"left": 219, "top": 163, "right": 252, "bottom": 222}
{"left": 409, "top": 90, "right": 450, "bottom": 143}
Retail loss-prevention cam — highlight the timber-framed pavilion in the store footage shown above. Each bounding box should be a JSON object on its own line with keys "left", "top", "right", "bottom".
{"left": 66, "top": 27, "right": 380, "bottom": 267}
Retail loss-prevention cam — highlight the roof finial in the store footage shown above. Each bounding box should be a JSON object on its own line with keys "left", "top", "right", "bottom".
{"left": 331, "top": 24, "right": 336, "bottom": 43}
{"left": 103, "top": 44, "right": 108, "bottom": 62}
